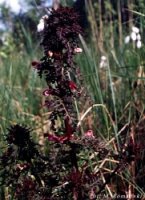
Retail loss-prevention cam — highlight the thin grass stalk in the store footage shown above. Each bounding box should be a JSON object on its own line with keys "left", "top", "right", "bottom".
{"left": 98, "top": 0, "right": 104, "bottom": 53}
{"left": 107, "top": 58, "right": 119, "bottom": 148}
{"left": 118, "top": 173, "right": 145, "bottom": 197}
{"left": 85, "top": 0, "right": 99, "bottom": 53}
{"left": 129, "top": 125, "right": 135, "bottom": 199}
{"left": 117, "top": 0, "right": 123, "bottom": 47}
{"left": 109, "top": 0, "right": 114, "bottom": 49}
{"left": 128, "top": 0, "right": 134, "bottom": 29}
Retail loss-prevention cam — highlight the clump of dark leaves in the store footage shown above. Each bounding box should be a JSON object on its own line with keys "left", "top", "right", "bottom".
{"left": 32, "top": 7, "right": 85, "bottom": 140}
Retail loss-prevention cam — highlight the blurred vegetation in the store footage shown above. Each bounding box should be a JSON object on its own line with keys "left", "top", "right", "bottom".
{"left": 0, "top": 0, "right": 145, "bottom": 198}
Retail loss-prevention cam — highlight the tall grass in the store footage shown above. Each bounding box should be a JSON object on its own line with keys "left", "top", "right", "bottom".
{"left": 76, "top": 1, "right": 145, "bottom": 196}
{"left": 0, "top": 38, "right": 47, "bottom": 145}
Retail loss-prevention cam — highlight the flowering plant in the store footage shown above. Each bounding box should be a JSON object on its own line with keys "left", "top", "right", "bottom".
{"left": 124, "top": 26, "right": 142, "bottom": 48}
{"left": 0, "top": 6, "right": 140, "bottom": 200}
{"left": 33, "top": 7, "right": 85, "bottom": 143}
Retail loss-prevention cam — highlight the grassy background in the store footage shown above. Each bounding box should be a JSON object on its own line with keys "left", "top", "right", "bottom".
{"left": 0, "top": 0, "right": 145, "bottom": 198}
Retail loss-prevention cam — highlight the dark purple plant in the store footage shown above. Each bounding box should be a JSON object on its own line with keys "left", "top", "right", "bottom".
{"left": 36, "top": 7, "right": 83, "bottom": 141}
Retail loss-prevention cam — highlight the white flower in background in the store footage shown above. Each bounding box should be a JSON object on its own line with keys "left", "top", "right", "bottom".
{"left": 37, "top": 19, "right": 44, "bottom": 32}
{"left": 99, "top": 55, "right": 107, "bottom": 68}
{"left": 130, "top": 31, "right": 137, "bottom": 41}
{"left": 124, "top": 26, "right": 142, "bottom": 48}
{"left": 137, "top": 40, "right": 142, "bottom": 48}
{"left": 136, "top": 33, "right": 141, "bottom": 41}
{"left": 42, "top": 15, "right": 49, "bottom": 20}
{"left": 37, "top": 15, "right": 48, "bottom": 32}
{"left": 101, "top": 56, "right": 107, "bottom": 61}
{"left": 124, "top": 35, "right": 130, "bottom": 44}
{"left": 132, "top": 26, "right": 139, "bottom": 34}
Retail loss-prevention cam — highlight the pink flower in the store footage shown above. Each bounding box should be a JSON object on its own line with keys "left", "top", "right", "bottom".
{"left": 74, "top": 47, "right": 83, "bottom": 53}
{"left": 48, "top": 51, "right": 53, "bottom": 57}
{"left": 84, "top": 130, "right": 94, "bottom": 138}
{"left": 69, "top": 81, "right": 77, "bottom": 91}
{"left": 16, "top": 163, "right": 30, "bottom": 171}
{"left": 42, "top": 89, "right": 59, "bottom": 96}
{"left": 43, "top": 89, "right": 52, "bottom": 96}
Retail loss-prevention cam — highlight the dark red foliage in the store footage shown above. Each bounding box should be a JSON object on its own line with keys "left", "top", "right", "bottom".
{"left": 32, "top": 6, "right": 83, "bottom": 138}
{"left": 41, "top": 7, "right": 82, "bottom": 55}
{"left": 46, "top": 133, "right": 73, "bottom": 143}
